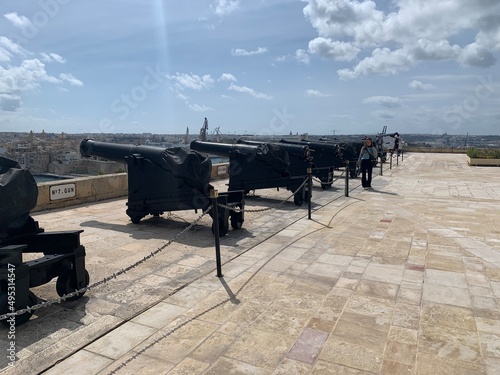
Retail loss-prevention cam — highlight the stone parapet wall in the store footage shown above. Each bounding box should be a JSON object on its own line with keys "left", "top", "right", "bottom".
{"left": 34, "top": 173, "right": 128, "bottom": 212}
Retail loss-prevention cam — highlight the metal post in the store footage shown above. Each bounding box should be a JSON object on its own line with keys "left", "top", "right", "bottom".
{"left": 307, "top": 166, "right": 312, "bottom": 219}
{"left": 210, "top": 189, "right": 223, "bottom": 277}
{"left": 402, "top": 149, "right": 404, "bottom": 161}
{"left": 397, "top": 153, "right": 399, "bottom": 166}
{"left": 345, "top": 160, "right": 349, "bottom": 197}
{"left": 390, "top": 154, "right": 393, "bottom": 169}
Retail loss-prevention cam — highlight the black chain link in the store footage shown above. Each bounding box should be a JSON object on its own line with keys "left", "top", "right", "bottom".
{"left": 217, "top": 177, "right": 309, "bottom": 213}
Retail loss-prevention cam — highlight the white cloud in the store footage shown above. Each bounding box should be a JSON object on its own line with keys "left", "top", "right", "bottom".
{"left": 303, "top": 0, "right": 500, "bottom": 79}
{"left": 305, "top": 89, "right": 332, "bottom": 97}
{"left": 3, "top": 12, "right": 33, "bottom": 29}
{"left": 41, "top": 53, "right": 66, "bottom": 64}
{"left": 231, "top": 47, "right": 268, "bottom": 56}
{"left": 0, "top": 59, "right": 60, "bottom": 92}
{"left": 0, "top": 36, "right": 27, "bottom": 62}
{"left": 228, "top": 83, "right": 273, "bottom": 100}
{"left": 363, "top": 96, "right": 402, "bottom": 108}
{"left": 0, "top": 37, "right": 83, "bottom": 112}
{"left": 337, "top": 47, "right": 413, "bottom": 80}
{"left": 308, "top": 37, "right": 360, "bottom": 61}
{"left": 189, "top": 103, "right": 214, "bottom": 112}
{"left": 0, "top": 58, "right": 62, "bottom": 111}
{"left": 211, "top": 0, "right": 240, "bottom": 17}
{"left": 457, "top": 44, "right": 497, "bottom": 68}
{"left": 219, "top": 73, "right": 237, "bottom": 81}
{"left": 60, "top": 73, "right": 83, "bottom": 86}
{"left": 295, "top": 49, "right": 310, "bottom": 64}
{"left": 176, "top": 93, "right": 189, "bottom": 101}
{"left": 167, "top": 73, "right": 214, "bottom": 91}
{"left": 408, "top": 80, "right": 435, "bottom": 90}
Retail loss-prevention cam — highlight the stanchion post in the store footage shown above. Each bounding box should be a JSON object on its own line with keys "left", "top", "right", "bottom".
{"left": 345, "top": 160, "right": 349, "bottom": 197}
{"left": 210, "top": 189, "right": 223, "bottom": 277}
{"left": 380, "top": 156, "right": 383, "bottom": 176}
{"left": 307, "top": 166, "right": 312, "bottom": 220}
{"left": 390, "top": 154, "right": 393, "bottom": 169}
{"left": 397, "top": 153, "right": 399, "bottom": 166}
{"left": 402, "top": 149, "right": 404, "bottom": 161}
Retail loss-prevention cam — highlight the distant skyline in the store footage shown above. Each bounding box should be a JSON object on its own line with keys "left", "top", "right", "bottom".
{"left": 0, "top": 0, "right": 499, "bottom": 136}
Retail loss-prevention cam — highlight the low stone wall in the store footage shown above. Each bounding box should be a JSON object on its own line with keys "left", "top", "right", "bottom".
{"left": 404, "top": 147, "right": 466, "bottom": 154}
{"left": 34, "top": 163, "right": 231, "bottom": 212}
{"left": 34, "top": 173, "right": 128, "bottom": 212}
{"left": 211, "top": 163, "right": 229, "bottom": 179}
{"left": 467, "top": 157, "right": 500, "bottom": 166}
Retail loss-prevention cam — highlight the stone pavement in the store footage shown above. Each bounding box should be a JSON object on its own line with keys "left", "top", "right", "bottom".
{"left": 2, "top": 153, "right": 500, "bottom": 374}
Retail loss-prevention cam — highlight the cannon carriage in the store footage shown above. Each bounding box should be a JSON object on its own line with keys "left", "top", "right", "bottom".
{"left": 0, "top": 156, "right": 89, "bottom": 326}
{"left": 80, "top": 139, "right": 244, "bottom": 236}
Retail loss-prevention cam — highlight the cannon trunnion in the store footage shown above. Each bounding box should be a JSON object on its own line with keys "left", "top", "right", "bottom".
{"left": 80, "top": 139, "right": 245, "bottom": 236}
{"left": 190, "top": 140, "right": 311, "bottom": 206}
{"left": 0, "top": 156, "right": 89, "bottom": 326}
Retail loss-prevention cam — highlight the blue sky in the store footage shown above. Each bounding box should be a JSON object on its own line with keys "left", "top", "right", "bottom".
{"left": 0, "top": 0, "right": 499, "bottom": 136}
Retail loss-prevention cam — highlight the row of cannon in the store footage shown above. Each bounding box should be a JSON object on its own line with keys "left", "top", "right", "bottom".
{"left": 0, "top": 137, "right": 363, "bottom": 325}
{"left": 80, "top": 137, "right": 364, "bottom": 230}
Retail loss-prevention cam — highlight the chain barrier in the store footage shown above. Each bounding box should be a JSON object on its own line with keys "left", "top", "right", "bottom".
{"left": 312, "top": 172, "right": 341, "bottom": 185}
{"left": 0, "top": 205, "right": 213, "bottom": 321}
{"left": 217, "top": 177, "right": 309, "bottom": 213}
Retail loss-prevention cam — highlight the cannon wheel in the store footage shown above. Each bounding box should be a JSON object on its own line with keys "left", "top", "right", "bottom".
{"left": 0, "top": 291, "right": 37, "bottom": 327}
{"left": 56, "top": 268, "right": 90, "bottom": 301}
{"left": 304, "top": 187, "right": 312, "bottom": 203}
{"left": 321, "top": 180, "right": 333, "bottom": 189}
{"left": 294, "top": 191, "right": 304, "bottom": 206}
{"left": 230, "top": 207, "right": 244, "bottom": 230}
{"left": 131, "top": 216, "right": 142, "bottom": 224}
{"left": 211, "top": 218, "right": 229, "bottom": 237}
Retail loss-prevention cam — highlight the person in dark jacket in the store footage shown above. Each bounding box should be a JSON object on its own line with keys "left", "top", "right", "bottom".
{"left": 392, "top": 132, "right": 400, "bottom": 155}
{"left": 357, "top": 137, "right": 378, "bottom": 189}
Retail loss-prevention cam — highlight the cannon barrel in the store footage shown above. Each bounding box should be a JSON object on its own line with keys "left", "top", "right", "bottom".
{"left": 280, "top": 139, "right": 340, "bottom": 153}
{"left": 80, "top": 139, "right": 166, "bottom": 163}
{"left": 190, "top": 140, "right": 290, "bottom": 176}
{"left": 189, "top": 140, "right": 262, "bottom": 157}
{"left": 237, "top": 139, "right": 312, "bottom": 160}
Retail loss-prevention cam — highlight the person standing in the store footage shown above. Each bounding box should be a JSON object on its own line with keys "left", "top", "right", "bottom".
{"left": 392, "top": 132, "right": 400, "bottom": 155}
{"left": 357, "top": 137, "right": 378, "bottom": 189}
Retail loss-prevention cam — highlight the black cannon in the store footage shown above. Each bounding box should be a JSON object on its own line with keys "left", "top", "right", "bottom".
{"left": 375, "top": 132, "right": 402, "bottom": 162}
{"left": 314, "top": 139, "right": 364, "bottom": 178}
{"left": 80, "top": 139, "right": 244, "bottom": 236}
{"left": 190, "top": 140, "right": 311, "bottom": 206}
{"left": 0, "top": 156, "right": 89, "bottom": 326}
{"left": 279, "top": 139, "right": 343, "bottom": 189}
